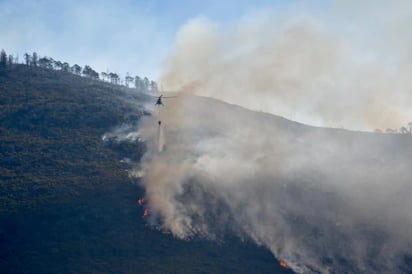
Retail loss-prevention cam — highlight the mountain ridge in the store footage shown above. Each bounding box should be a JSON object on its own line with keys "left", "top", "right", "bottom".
{"left": 0, "top": 64, "right": 295, "bottom": 273}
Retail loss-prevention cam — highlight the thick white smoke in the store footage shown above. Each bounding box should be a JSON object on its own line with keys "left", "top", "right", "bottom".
{"left": 160, "top": 3, "right": 412, "bottom": 131}
{"left": 124, "top": 2, "right": 412, "bottom": 273}
{"left": 136, "top": 95, "right": 412, "bottom": 273}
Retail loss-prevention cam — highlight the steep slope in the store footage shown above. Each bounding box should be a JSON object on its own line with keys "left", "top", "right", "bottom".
{"left": 0, "top": 65, "right": 147, "bottom": 211}
{"left": 0, "top": 65, "right": 294, "bottom": 273}
{"left": 136, "top": 94, "right": 412, "bottom": 273}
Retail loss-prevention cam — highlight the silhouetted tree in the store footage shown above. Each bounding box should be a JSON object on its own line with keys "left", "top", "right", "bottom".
{"left": 7, "top": 54, "right": 14, "bottom": 66}
{"left": 109, "top": 72, "right": 119, "bottom": 84}
{"left": 399, "top": 126, "right": 408, "bottom": 134}
{"left": 54, "top": 60, "right": 63, "bottom": 70}
{"left": 408, "top": 122, "right": 412, "bottom": 134}
{"left": 100, "top": 72, "right": 108, "bottom": 81}
{"left": 0, "top": 49, "right": 7, "bottom": 68}
{"left": 47, "top": 58, "right": 54, "bottom": 68}
{"left": 62, "top": 62, "right": 70, "bottom": 72}
{"left": 82, "top": 65, "right": 99, "bottom": 79}
{"left": 125, "top": 73, "right": 133, "bottom": 87}
{"left": 134, "top": 76, "right": 143, "bottom": 90}
{"left": 72, "top": 64, "right": 82, "bottom": 75}
{"left": 91, "top": 70, "right": 99, "bottom": 79}
{"left": 24, "top": 53, "right": 31, "bottom": 66}
{"left": 32, "top": 52, "right": 38, "bottom": 67}
{"left": 39, "top": 57, "right": 53, "bottom": 69}
{"left": 82, "top": 65, "right": 91, "bottom": 76}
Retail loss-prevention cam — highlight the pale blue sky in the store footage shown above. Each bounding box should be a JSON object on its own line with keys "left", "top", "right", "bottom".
{"left": 0, "top": 0, "right": 323, "bottom": 79}
{"left": 1, "top": 1, "right": 405, "bottom": 80}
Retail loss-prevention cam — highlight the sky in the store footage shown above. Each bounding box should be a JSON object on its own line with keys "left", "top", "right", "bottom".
{"left": 0, "top": 0, "right": 308, "bottom": 80}
{"left": 2, "top": 0, "right": 412, "bottom": 129}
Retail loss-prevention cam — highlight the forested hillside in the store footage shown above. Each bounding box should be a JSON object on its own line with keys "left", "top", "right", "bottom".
{"left": 0, "top": 62, "right": 293, "bottom": 273}
{"left": 0, "top": 62, "right": 148, "bottom": 211}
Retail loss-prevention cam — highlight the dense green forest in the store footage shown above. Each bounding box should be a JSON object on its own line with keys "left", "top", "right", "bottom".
{"left": 0, "top": 56, "right": 294, "bottom": 273}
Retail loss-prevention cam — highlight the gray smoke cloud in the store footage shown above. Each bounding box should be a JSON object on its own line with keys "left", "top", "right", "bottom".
{"left": 124, "top": 2, "right": 412, "bottom": 273}
{"left": 159, "top": 3, "right": 412, "bottom": 131}
{"left": 137, "top": 95, "right": 412, "bottom": 273}
{"left": 102, "top": 123, "right": 141, "bottom": 143}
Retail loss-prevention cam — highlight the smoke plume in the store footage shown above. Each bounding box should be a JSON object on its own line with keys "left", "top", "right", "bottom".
{"left": 160, "top": 2, "right": 412, "bottom": 131}
{"left": 136, "top": 94, "right": 412, "bottom": 273}
{"left": 124, "top": 2, "right": 412, "bottom": 273}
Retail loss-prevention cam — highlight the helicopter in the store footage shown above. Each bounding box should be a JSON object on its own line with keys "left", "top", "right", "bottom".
{"left": 153, "top": 93, "right": 177, "bottom": 126}
{"left": 155, "top": 94, "right": 177, "bottom": 106}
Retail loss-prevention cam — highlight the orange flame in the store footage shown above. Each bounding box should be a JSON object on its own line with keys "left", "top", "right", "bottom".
{"left": 137, "top": 198, "right": 145, "bottom": 206}
{"left": 143, "top": 209, "right": 149, "bottom": 218}
{"left": 279, "top": 260, "right": 288, "bottom": 268}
